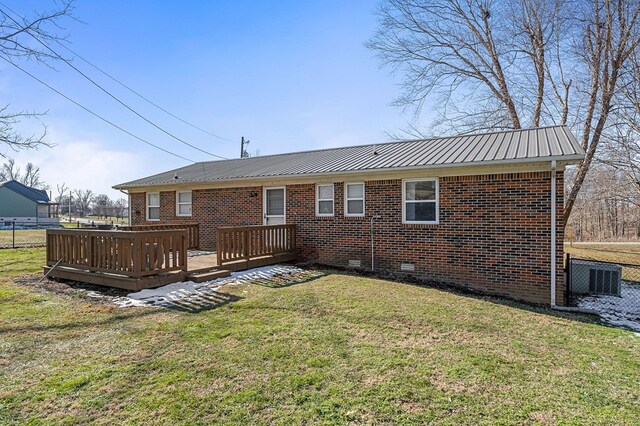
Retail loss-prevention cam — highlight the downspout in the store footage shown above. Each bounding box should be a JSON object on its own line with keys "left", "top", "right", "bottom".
{"left": 370, "top": 215, "right": 380, "bottom": 271}
{"left": 550, "top": 160, "right": 557, "bottom": 306}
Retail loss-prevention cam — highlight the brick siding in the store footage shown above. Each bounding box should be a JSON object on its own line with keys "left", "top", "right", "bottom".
{"left": 130, "top": 170, "right": 565, "bottom": 305}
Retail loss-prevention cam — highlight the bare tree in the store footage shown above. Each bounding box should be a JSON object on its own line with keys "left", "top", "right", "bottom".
{"left": 0, "top": 157, "right": 18, "bottom": 180}
{"left": 73, "top": 189, "right": 93, "bottom": 217}
{"left": 602, "top": 51, "right": 640, "bottom": 200}
{"left": 114, "top": 198, "right": 128, "bottom": 219}
{"left": 600, "top": 130, "right": 640, "bottom": 204}
{"left": 0, "top": 158, "right": 48, "bottom": 189}
{"left": 566, "top": 165, "right": 640, "bottom": 241}
{"left": 55, "top": 182, "right": 68, "bottom": 204}
{"left": 91, "top": 193, "right": 113, "bottom": 217}
{"left": 21, "top": 162, "right": 47, "bottom": 189}
{"left": 0, "top": 1, "right": 74, "bottom": 155}
{"left": 367, "top": 0, "right": 640, "bottom": 222}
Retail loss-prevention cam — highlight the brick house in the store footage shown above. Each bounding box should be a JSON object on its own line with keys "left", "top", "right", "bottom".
{"left": 114, "top": 126, "right": 584, "bottom": 305}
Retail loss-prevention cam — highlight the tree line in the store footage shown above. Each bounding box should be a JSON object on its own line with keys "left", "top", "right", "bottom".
{"left": 1, "top": 157, "right": 127, "bottom": 219}
{"left": 54, "top": 184, "right": 127, "bottom": 219}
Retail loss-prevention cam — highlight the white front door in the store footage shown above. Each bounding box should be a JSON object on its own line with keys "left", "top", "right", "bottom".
{"left": 264, "top": 187, "right": 285, "bottom": 225}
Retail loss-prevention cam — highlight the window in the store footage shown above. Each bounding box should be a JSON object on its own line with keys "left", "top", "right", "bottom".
{"left": 345, "top": 182, "right": 365, "bottom": 216}
{"left": 316, "top": 184, "right": 334, "bottom": 216}
{"left": 403, "top": 178, "right": 438, "bottom": 224}
{"left": 176, "top": 191, "right": 192, "bottom": 216}
{"left": 146, "top": 192, "right": 160, "bottom": 221}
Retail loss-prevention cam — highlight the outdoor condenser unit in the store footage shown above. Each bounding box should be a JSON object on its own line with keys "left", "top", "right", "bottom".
{"left": 571, "top": 260, "right": 622, "bottom": 296}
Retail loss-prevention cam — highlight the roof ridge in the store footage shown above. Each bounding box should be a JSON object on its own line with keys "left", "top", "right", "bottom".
{"left": 191, "top": 125, "right": 570, "bottom": 166}
{"left": 114, "top": 125, "right": 582, "bottom": 189}
{"left": 1, "top": 179, "right": 50, "bottom": 202}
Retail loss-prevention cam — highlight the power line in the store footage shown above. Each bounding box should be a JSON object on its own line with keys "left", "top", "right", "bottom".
{"left": 56, "top": 42, "right": 237, "bottom": 144}
{"left": 1, "top": 56, "right": 196, "bottom": 163}
{"left": 0, "top": 3, "right": 228, "bottom": 160}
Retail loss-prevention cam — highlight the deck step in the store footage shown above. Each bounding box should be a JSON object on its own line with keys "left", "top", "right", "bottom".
{"left": 187, "top": 269, "right": 231, "bottom": 283}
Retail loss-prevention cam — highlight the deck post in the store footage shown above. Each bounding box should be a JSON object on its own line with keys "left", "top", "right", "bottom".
{"left": 87, "top": 231, "right": 94, "bottom": 269}
{"left": 244, "top": 228, "right": 250, "bottom": 269}
{"left": 216, "top": 232, "right": 222, "bottom": 267}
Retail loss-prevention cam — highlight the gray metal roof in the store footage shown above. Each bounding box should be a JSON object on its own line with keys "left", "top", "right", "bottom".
{"left": 0, "top": 180, "right": 50, "bottom": 203}
{"left": 114, "top": 125, "right": 584, "bottom": 189}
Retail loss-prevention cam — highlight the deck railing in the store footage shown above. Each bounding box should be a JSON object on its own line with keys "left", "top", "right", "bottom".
{"left": 46, "top": 228, "right": 188, "bottom": 278}
{"left": 120, "top": 223, "right": 199, "bottom": 249}
{"left": 217, "top": 224, "right": 296, "bottom": 268}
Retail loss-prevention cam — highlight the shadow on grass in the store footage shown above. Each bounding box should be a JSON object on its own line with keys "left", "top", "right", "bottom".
{"left": 157, "top": 288, "right": 242, "bottom": 313}
{"left": 251, "top": 272, "right": 325, "bottom": 289}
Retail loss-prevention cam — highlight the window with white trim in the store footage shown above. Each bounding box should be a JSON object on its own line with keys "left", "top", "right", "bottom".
{"left": 316, "top": 184, "right": 334, "bottom": 216}
{"left": 176, "top": 191, "right": 192, "bottom": 216}
{"left": 345, "top": 182, "right": 365, "bottom": 216}
{"left": 403, "top": 178, "right": 438, "bottom": 224}
{"left": 146, "top": 192, "right": 160, "bottom": 221}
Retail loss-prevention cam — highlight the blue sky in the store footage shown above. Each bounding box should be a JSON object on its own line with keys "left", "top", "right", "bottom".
{"left": 1, "top": 0, "right": 428, "bottom": 198}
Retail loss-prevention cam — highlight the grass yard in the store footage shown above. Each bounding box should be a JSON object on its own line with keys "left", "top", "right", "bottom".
{"left": 0, "top": 229, "right": 46, "bottom": 249}
{"left": 0, "top": 247, "right": 45, "bottom": 278}
{"left": 0, "top": 222, "right": 97, "bottom": 249}
{"left": 1, "top": 249, "right": 639, "bottom": 424}
{"left": 564, "top": 243, "right": 640, "bottom": 265}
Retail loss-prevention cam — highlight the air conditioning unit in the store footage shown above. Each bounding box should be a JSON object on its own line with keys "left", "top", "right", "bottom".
{"left": 571, "top": 260, "right": 622, "bottom": 296}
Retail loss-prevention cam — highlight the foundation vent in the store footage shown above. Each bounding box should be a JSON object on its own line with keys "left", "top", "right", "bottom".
{"left": 400, "top": 263, "right": 415, "bottom": 272}
{"left": 348, "top": 260, "right": 361, "bottom": 268}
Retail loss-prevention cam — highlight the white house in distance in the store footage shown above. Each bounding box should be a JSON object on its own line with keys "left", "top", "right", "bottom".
{"left": 0, "top": 180, "right": 60, "bottom": 225}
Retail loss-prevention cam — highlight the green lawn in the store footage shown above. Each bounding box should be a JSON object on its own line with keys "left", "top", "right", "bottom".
{"left": 0, "top": 223, "right": 82, "bottom": 249}
{"left": 1, "top": 248, "right": 639, "bottom": 424}
{"left": 0, "top": 229, "right": 46, "bottom": 249}
{"left": 0, "top": 247, "right": 45, "bottom": 277}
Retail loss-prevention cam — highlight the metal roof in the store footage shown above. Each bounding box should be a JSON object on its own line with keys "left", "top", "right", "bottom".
{"left": 114, "top": 125, "right": 584, "bottom": 189}
{"left": 0, "top": 180, "right": 50, "bottom": 203}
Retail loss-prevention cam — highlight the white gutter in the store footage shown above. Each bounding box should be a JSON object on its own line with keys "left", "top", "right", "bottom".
{"left": 550, "top": 160, "right": 557, "bottom": 306}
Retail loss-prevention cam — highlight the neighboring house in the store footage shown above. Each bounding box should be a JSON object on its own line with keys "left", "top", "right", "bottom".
{"left": 114, "top": 125, "right": 585, "bottom": 305}
{"left": 0, "top": 180, "right": 59, "bottom": 225}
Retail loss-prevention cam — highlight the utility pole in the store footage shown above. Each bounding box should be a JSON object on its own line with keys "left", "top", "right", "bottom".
{"left": 240, "top": 136, "right": 250, "bottom": 158}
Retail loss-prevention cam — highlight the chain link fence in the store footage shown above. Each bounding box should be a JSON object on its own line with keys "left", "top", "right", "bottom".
{"left": 0, "top": 219, "right": 127, "bottom": 249}
{"left": 0, "top": 221, "right": 119, "bottom": 249}
{"left": 0, "top": 222, "right": 54, "bottom": 249}
{"left": 566, "top": 253, "right": 640, "bottom": 331}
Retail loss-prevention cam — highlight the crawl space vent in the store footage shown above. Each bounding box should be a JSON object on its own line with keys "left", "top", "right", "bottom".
{"left": 348, "top": 260, "right": 361, "bottom": 268}
{"left": 400, "top": 263, "right": 415, "bottom": 272}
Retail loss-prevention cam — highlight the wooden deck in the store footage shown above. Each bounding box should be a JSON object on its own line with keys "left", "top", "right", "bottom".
{"left": 44, "top": 224, "right": 297, "bottom": 291}
{"left": 217, "top": 224, "right": 297, "bottom": 271}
